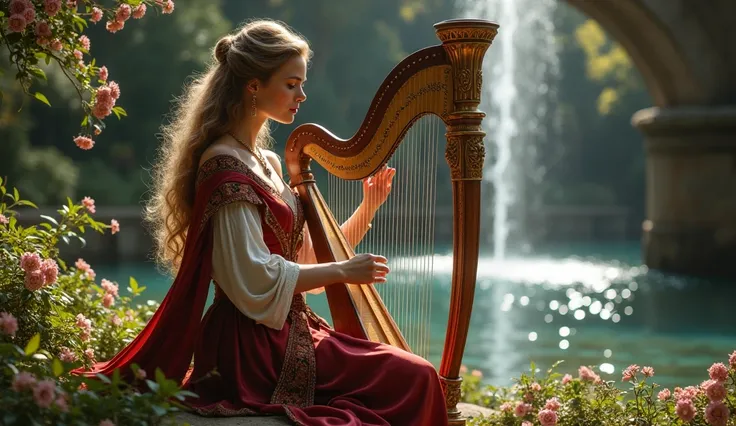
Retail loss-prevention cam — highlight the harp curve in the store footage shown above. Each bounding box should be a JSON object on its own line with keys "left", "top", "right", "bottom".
{"left": 285, "top": 19, "right": 499, "bottom": 425}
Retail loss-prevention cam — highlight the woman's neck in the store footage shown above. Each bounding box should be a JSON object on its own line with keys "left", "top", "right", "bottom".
{"left": 230, "top": 115, "right": 267, "bottom": 150}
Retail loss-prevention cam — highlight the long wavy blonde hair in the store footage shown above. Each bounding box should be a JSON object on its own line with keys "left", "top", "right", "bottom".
{"left": 145, "top": 19, "right": 312, "bottom": 275}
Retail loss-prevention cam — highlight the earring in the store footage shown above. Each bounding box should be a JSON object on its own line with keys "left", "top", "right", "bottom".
{"left": 251, "top": 94, "right": 257, "bottom": 117}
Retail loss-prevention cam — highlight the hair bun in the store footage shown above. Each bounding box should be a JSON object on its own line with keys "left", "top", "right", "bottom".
{"left": 214, "top": 36, "right": 233, "bottom": 64}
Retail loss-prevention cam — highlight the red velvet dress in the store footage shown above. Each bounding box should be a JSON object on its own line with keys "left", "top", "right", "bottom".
{"left": 75, "top": 155, "right": 448, "bottom": 426}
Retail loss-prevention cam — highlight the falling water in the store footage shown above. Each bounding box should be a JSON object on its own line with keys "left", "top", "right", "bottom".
{"left": 457, "top": 0, "right": 560, "bottom": 258}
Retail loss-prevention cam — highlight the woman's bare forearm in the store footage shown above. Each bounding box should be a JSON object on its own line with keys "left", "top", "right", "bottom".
{"left": 294, "top": 262, "right": 345, "bottom": 293}
{"left": 340, "top": 202, "right": 377, "bottom": 249}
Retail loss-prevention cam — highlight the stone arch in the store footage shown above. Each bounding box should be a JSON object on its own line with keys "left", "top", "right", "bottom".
{"left": 564, "top": 0, "right": 702, "bottom": 107}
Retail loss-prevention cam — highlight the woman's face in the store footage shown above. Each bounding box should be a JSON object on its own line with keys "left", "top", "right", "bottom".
{"left": 252, "top": 55, "right": 307, "bottom": 124}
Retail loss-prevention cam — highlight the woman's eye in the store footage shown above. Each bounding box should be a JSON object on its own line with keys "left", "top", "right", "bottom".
{"left": 287, "top": 84, "right": 296, "bottom": 89}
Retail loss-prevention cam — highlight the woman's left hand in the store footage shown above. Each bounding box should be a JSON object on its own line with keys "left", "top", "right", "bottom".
{"left": 362, "top": 165, "right": 396, "bottom": 211}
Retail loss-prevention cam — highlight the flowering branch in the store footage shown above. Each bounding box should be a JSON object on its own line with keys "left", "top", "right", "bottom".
{"left": 0, "top": 0, "right": 176, "bottom": 150}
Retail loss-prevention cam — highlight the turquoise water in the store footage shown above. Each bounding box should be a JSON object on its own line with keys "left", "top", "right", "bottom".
{"left": 95, "top": 242, "right": 735, "bottom": 390}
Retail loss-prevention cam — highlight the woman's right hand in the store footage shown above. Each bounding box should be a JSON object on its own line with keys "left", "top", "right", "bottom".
{"left": 339, "top": 253, "right": 390, "bottom": 284}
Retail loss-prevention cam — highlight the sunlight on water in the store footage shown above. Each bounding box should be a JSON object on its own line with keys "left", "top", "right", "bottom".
{"left": 96, "top": 244, "right": 736, "bottom": 391}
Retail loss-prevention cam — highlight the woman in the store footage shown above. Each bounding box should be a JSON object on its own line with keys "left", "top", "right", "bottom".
{"left": 77, "top": 19, "right": 448, "bottom": 426}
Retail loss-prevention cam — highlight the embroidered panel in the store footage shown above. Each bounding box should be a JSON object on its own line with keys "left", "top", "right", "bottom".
{"left": 196, "top": 155, "right": 249, "bottom": 187}
{"left": 199, "top": 182, "right": 262, "bottom": 234}
{"left": 190, "top": 403, "right": 258, "bottom": 417}
{"left": 269, "top": 296, "right": 316, "bottom": 408}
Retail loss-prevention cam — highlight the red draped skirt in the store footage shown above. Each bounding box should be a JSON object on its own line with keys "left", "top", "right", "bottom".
{"left": 183, "top": 291, "right": 448, "bottom": 426}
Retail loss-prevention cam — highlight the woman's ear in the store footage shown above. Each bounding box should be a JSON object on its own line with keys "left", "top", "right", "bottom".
{"left": 246, "top": 78, "right": 259, "bottom": 95}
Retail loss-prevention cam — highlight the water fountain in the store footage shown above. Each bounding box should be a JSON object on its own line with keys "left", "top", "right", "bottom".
{"left": 457, "top": 0, "right": 560, "bottom": 259}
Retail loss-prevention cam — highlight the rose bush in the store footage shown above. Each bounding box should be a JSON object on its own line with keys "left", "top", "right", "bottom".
{"left": 0, "top": 178, "right": 192, "bottom": 424}
{"left": 461, "top": 355, "right": 736, "bottom": 425}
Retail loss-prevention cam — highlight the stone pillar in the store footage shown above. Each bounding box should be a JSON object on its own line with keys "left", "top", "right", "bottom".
{"left": 633, "top": 106, "right": 736, "bottom": 279}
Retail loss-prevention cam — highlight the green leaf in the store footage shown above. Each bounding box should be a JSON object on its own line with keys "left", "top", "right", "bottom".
{"left": 146, "top": 379, "right": 160, "bottom": 392}
{"left": 40, "top": 215, "right": 58, "bottom": 226}
{"left": 24, "top": 334, "right": 40, "bottom": 355}
{"left": 34, "top": 92, "right": 51, "bottom": 107}
{"left": 52, "top": 358, "right": 64, "bottom": 376}
{"left": 16, "top": 200, "right": 38, "bottom": 208}
{"left": 81, "top": 116, "right": 88, "bottom": 127}
{"left": 29, "top": 67, "right": 47, "bottom": 81}
{"left": 13, "top": 187, "right": 19, "bottom": 202}
{"left": 96, "top": 373, "right": 112, "bottom": 384}
{"left": 112, "top": 106, "right": 128, "bottom": 118}
{"left": 130, "top": 277, "right": 139, "bottom": 291}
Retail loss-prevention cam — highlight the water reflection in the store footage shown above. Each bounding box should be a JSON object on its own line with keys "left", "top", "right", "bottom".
{"left": 96, "top": 243, "right": 736, "bottom": 390}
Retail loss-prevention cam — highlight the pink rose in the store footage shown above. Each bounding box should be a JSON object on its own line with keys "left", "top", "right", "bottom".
{"left": 132, "top": 3, "right": 146, "bottom": 19}
{"left": 44, "top": 0, "right": 62, "bottom": 16}
{"left": 20, "top": 252, "right": 41, "bottom": 272}
{"left": 161, "top": 0, "right": 174, "bottom": 14}
{"left": 729, "top": 350, "right": 736, "bottom": 368}
{"left": 82, "top": 196, "right": 96, "bottom": 213}
{"left": 90, "top": 7, "right": 103, "bottom": 23}
{"left": 32, "top": 379, "right": 56, "bottom": 408}
{"left": 561, "top": 374, "right": 572, "bottom": 385}
{"left": 110, "top": 219, "right": 120, "bottom": 234}
{"left": 657, "top": 388, "right": 671, "bottom": 401}
{"left": 531, "top": 382, "right": 542, "bottom": 392}
{"left": 8, "top": 14, "right": 26, "bottom": 32}
{"left": 98, "top": 66, "right": 108, "bottom": 81}
{"left": 74, "top": 135, "right": 94, "bottom": 150}
{"left": 705, "top": 401, "right": 729, "bottom": 426}
{"left": 0, "top": 312, "right": 19, "bottom": 337}
{"left": 538, "top": 409, "right": 558, "bottom": 426}
{"left": 545, "top": 397, "right": 561, "bottom": 411}
{"left": 99, "top": 420, "right": 115, "bottom": 426}
{"left": 59, "top": 347, "right": 77, "bottom": 363}
{"left": 9, "top": 0, "right": 27, "bottom": 15}
{"left": 24, "top": 269, "right": 45, "bottom": 291}
{"left": 115, "top": 4, "right": 131, "bottom": 21}
{"left": 641, "top": 366, "right": 654, "bottom": 377}
{"left": 102, "top": 293, "right": 114, "bottom": 308}
{"left": 675, "top": 399, "right": 696, "bottom": 422}
{"left": 35, "top": 20, "right": 51, "bottom": 37}
{"left": 23, "top": 7, "right": 35, "bottom": 23}
{"left": 514, "top": 402, "right": 531, "bottom": 418}
{"left": 708, "top": 363, "right": 729, "bottom": 382}
{"left": 75, "top": 258, "right": 90, "bottom": 272}
{"left": 705, "top": 380, "right": 727, "bottom": 402}
{"left": 12, "top": 371, "right": 37, "bottom": 392}
{"left": 578, "top": 366, "right": 600, "bottom": 383}
{"left": 499, "top": 402, "right": 512, "bottom": 412}
{"left": 78, "top": 34, "right": 90, "bottom": 50}
{"left": 0, "top": 214, "right": 8, "bottom": 225}
{"left": 41, "top": 258, "right": 58, "bottom": 285}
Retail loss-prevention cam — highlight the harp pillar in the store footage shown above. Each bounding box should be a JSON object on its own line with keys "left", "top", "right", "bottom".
{"left": 433, "top": 19, "right": 499, "bottom": 425}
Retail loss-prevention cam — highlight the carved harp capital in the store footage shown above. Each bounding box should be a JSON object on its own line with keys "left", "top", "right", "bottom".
{"left": 446, "top": 134, "right": 485, "bottom": 180}
{"left": 434, "top": 19, "right": 499, "bottom": 111}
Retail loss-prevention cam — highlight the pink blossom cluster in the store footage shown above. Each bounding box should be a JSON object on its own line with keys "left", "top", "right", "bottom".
{"left": 0, "top": 312, "right": 19, "bottom": 337}
{"left": 82, "top": 196, "right": 96, "bottom": 213}
{"left": 7, "top": 0, "right": 37, "bottom": 33}
{"left": 11, "top": 372, "right": 68, "bottom": 410}
{"left": 19, "top": 252, "right": 58, "bottom": 291}
{"left": 666, "top": 361, "right": 732, "bottom": 424}
{"left": 0, "top": 213, "right": 8, "bottom": 225}
{"left": 100, "top": 278, "right": 119, "bottom": 308}
{"left": 91, "top": 82, "right": 120, "bottom": 120}
{"left": 578, "top": 366, "right": 602, "bottom": 384}
{"left": 58, "top": 346, "right": 77, "bottom": 363}
{"left": 110, "top": 218, "right": 120, "bottom": 234}
{"left": 75, "top": 257, "right": 96, "bottom": 280}
{"left": 75, "top": 313, "right": 93, "bottom": 342}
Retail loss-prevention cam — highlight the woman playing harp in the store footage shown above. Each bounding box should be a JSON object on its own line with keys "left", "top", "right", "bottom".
{"left": 74, "top": 19, "right": 448, "bottom": 426}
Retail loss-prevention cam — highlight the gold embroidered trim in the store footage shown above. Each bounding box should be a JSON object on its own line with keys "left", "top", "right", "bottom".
{"left": 196, "top": 155, "right": 249, "bottom": 187}
{"left": 189, "top": 403, "right": 258, "bottom": 416}
{"left": 199, "top": 182, "right": 262, "bottom": 233}
{"left": 269, "top": 296, "right": 316, "bottom": 408}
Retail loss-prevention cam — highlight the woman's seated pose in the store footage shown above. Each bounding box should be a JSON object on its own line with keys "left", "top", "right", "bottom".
{"left": 76, "top": 19, "right": 448, "bottom": 426}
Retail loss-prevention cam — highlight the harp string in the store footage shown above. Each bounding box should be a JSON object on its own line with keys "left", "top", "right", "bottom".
{"left": 322, "top": 112, "right": 440, "bottom": 360}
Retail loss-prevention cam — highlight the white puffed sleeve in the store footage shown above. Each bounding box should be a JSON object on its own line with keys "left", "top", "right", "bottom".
{"left": 211, "top": 202, "right": 300, "bottom": 330}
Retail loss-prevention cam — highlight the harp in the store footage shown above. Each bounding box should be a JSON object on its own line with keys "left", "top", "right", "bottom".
{"left": 285, "top": 19, "right": 498, "bottom": 424}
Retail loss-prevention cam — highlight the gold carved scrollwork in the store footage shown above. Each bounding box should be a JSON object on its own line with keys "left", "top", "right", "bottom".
{"left": 445, "top": 136, "right": 461, "bottom": 178}
{"left": 465, "top": 136, "right": 485, "bottom": 179}
{"left": 445, "top": 135, "right": 485, "bottom": 180}
{"left": 435, "top": 27, "right": 499, "bottom": 43}
{"left": 458, "top": 68, "right": 472, "bottom": 94}
{"left": 440, "top": 376, "right": 463, "bottom": 411}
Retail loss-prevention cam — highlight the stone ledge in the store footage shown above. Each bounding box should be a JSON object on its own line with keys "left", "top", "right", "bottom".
{"left": 175, "top": 403, "right": 493, "bottom": 425}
